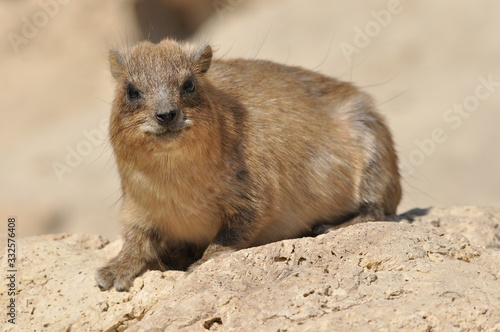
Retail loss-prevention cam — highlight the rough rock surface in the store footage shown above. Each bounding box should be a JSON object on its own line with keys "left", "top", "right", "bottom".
{"left": 1, "top": 206, "right": 499, "bottom": 331}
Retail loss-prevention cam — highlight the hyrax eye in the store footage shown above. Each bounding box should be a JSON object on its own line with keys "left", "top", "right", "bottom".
{"left": 182, "top": 79, "right": 196, "bottom": 93}
{"left": 126, "top": 84, "right": 141, "bottom": 100}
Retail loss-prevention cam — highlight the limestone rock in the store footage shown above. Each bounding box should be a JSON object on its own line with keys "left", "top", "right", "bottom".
{"left": 1, "top": 206, "right": 499, "bottom": 331}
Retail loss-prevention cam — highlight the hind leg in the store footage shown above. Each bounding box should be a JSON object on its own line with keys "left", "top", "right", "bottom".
{"left": 312, "top": 203, "right": 385, "bottom": 235}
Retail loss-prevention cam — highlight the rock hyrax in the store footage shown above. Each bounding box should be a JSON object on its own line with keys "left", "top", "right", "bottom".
{"left": 96, "top": 39, "right": 402, "bottom": 291}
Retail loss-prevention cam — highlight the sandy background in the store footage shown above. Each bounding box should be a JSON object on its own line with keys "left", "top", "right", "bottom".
{"left": 1, "top": 0, "right": 499, "bottom": 240}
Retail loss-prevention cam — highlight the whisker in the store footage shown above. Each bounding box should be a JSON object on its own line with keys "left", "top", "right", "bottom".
{"left": 107, "top": 190, "right": 125, "bottom": 211}
{"left": 311, "top": 32, "right": 337, "bottom": 71}
{"left": 377, "top": 88, "right": 412, "bottom": 107}
{"left": 109, "top": 118, "right": 147, "bottom": 142}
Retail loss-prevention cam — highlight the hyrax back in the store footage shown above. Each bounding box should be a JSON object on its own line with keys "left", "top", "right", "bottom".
{"left": 96, "top": 39, "right": 401, "bottom": 291}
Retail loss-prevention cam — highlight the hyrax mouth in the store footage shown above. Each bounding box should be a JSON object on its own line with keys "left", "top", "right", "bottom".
{"left": 155, "top": 128, "right": 183, "bottom": 139}
{"left": 144, "top": 118, "right": 191, "bottom": 139}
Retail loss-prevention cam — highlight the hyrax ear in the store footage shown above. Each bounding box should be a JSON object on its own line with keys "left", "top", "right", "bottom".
{"left": 194, "top": 45, "right": 212, "bottom": 74}
{"left": 109, "top": 49, "right": 125, "bottom": 79}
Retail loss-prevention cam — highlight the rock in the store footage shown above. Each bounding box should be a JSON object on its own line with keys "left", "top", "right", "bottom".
{"left": 1, "top": 206, "right": 499, "bottom": 331}
{"left": 0, "top": 234, "right": 183, "bottom": 331}
{"left": 400, "top": 206, "right": 500, "bottom": 249}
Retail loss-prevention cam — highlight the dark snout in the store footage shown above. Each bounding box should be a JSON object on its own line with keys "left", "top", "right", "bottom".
{"left": 155, "top": 109, "right": 180, "bottom": 126}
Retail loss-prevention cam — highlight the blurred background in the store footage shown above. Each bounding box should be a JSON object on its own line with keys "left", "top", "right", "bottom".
{"left": 1, "top": 0, "right": 499, "bottom": 241}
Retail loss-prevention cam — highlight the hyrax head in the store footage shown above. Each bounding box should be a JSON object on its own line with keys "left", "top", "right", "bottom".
{"left": 108, "top": 39, "right": 213, "bottom": 148}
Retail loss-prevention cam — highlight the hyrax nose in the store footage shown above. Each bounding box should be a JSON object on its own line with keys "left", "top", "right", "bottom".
{"left": 155, "top": 109, "right": 178, "bottom": 125}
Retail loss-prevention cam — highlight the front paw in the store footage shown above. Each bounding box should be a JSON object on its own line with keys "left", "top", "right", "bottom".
{"left": 95, "top": 264, "right": 135, "bottom": 292}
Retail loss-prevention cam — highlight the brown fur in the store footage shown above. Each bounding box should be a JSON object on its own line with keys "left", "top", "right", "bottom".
{"left": 95, "top": 39, "right": 401, "bottom": 291}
